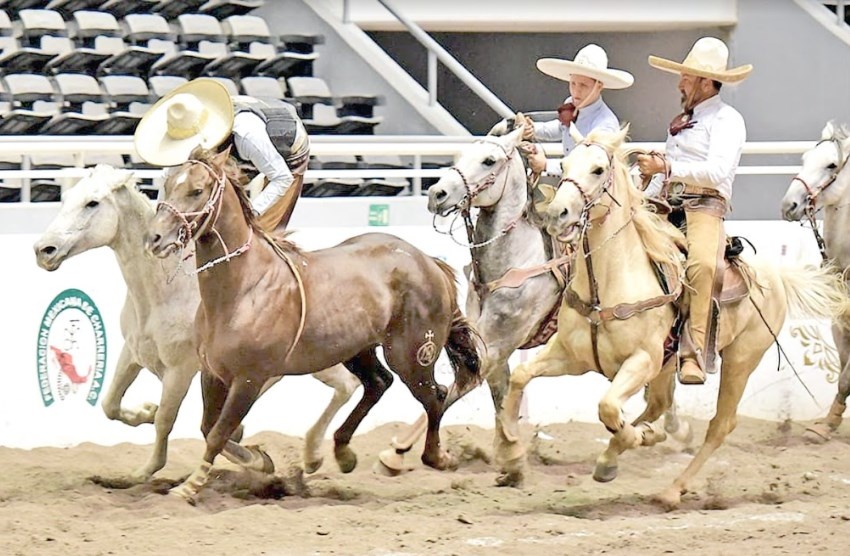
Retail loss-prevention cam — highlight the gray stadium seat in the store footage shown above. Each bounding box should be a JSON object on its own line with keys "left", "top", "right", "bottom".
{"left": 0, "top": 73, "right": 57, "bottom": 133}
{"left": 304, "top": 154, "right": 362, "bottom": 197}
{"left": 148, "top": 74, "right": 187, "bottom": 98}
{"left": 98, "top": 0, "right": 157, "bottom": 19}
{"left": 356, "top": 155, "right": 409, "bottom": 196}
{"left": 240, "top": 75, "right": 287, "bottom": 100}
{"left": 177, "top": 13, "right": 262, "bottom": 78}
{"left": 209, "top": 76, "right": 238, "bottom": 96}
{"left": 46, "top": 0, "right": 103, "bottom": 20}
{"left": 153, "top": 0, "right": 205, "bottom": 21}
{"left": 200, "top": 0, "right": 264, "bottom": 20}
{"left": 72, "top": 11, "right": 162, "bottom": 75}
{"left": 96, "top": 74, "right": 150, "bottom": 134}
{"left": 125, "top": 13, "right": 215, "bottom": 79}
{"left": 222, "top": 15, "right": 316, "bottom": 79}
{"left": 0, "top": 1, "right": 49, "bottom": 19}
{"left": 40, "top": 73, "right": 108, "bottom": 134}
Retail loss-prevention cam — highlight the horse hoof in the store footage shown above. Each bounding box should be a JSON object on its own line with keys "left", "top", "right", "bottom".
{"left": 246, "top": 446, "right": 275, "bottom": 474}
{"left": 592, "top": 463, "right": 618, "bottom": 483}
{"left": 653, "top": 487, "right": 682, "bottom": 511}
{"left": 372, "top": 458, "right": 404, "bottom": 477}
{"left": 804, "top": 423, "right": 832, "bottom": 444}
{"left": 378, "top": 448, "right": 406, "bottom": 472}
{"left": 168, "top": 486, "right": 197, "bottom": 506}
{"left": 230, "top": 424, "right": 245, "bottom": 444}
{"left": 303, "top": 457, "right": 323, "bottom": 475}
{"left": 495, "top": 470, "right": 524, "bottom": 488}
{"left": 423, "top": 451, "right": 458, "bottom": 471}
{"left": 335, "top": 445, "right": 358, "bottom": 474}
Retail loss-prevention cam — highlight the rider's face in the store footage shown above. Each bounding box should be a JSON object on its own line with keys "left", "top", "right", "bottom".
{"left": 569, "top": 75, "right": 602, "bottom": 107}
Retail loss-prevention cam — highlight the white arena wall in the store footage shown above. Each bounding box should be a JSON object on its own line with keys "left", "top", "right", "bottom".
{"left": 0, "top": 195, "right": 840, "bottom": 450}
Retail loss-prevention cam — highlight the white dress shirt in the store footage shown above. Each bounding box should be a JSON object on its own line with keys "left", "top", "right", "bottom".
{"left": 231, "top": 111, "right": 295, "bottom": 216}
{"left": 532, "top": 96, "right": 621, "bottom": 175}
{"left": 648, "top": 94, "right": 746, "bottom": 202}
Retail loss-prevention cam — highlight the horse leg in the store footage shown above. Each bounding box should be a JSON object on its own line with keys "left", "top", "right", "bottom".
{"left": 805, "top": 324, "right": 850, "bottom": 442}
{"left": 302, "top": 364, "right": 360, "bottom": 473}
{"left": 594, "top": 350, "right": 659, "bottom": 483}
{"left": 333, "top": 349, "right": 393, "bottom": 473}
{"left": 170, "top": 376, "right": 264, "bottom": 503}
{"left": 100, "top": 346, "right": 151, "bottom": 426}
{"left": 655, "top": 349, "right": 757, "bottom": 510}
{"left": 495, "top": 337, "right": 570, "bottom": 487}
{"left": 130, "top": 364, "right": 195, "bottom": 482}
{"left": 635, "top": 360, "right": 693, "bottom": 447}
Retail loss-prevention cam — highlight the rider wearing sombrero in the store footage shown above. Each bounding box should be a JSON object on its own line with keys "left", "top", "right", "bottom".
{"left": 517, "top": 44, "right": 634, "bottom": 177}
{"left": 134, "top": 78, "right": 310, "bottom": 232}
{"left": 637, "top": 37, "right": 753, "bottom": 385}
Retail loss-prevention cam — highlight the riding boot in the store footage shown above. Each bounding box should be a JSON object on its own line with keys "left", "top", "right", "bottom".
{"left": 678, "top": 325, "right": 706, "bottom": 385}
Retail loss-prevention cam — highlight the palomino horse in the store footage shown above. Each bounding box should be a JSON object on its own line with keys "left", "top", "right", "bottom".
{"left": 376, "top": 128, "right": 564, "bottom": 470}
{"left": 495, "top": 126, "right": 850, "bottom": 509}
{"left": 781, "top": 121, "right": 850, "bottom": 442}
{"left": 34, "top": 165, "right": 360, "bottom": 481}
{"left": 144, "top": 148, "right": 483, "bottom": 502}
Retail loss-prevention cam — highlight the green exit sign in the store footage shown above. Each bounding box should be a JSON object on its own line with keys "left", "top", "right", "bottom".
{"left": 368, "top": 204, "right": 389, "bottom": 226}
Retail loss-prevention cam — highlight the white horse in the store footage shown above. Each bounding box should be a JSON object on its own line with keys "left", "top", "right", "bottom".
{"left": 781, "top": 120, "right": 850, "bottom": 442}
{"left": 34, "top": 165, "right": 360, "bottom": 482}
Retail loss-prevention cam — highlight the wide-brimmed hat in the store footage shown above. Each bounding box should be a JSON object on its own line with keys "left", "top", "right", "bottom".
{"left": 134, "top": 78, "right": 234, "bottom": 167}
{"left": 648, "top": 37, "right": 752, "bottom": 84}
{"left": 536, "top": 44, "right": 634, "bottom": 90}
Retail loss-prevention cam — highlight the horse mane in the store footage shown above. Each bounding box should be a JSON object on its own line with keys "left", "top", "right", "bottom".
{"left": 584, "top": 128, "right": 686, "bottom": 278}
{"left": 189, "top": 147, "right": 302, "bottom": 256}
{"left": 828, "top": 121, "right": 850, "bottom": 142}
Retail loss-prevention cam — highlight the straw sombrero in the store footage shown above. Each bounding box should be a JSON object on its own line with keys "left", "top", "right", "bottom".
{"left": 536, "top": 44, "right": 634, "bottom": 90}
{"left": 648, "top": 37, "right": 752, "bottom": 84}
{"left": 134, "top": 78, "right": 234, "bottom": 167}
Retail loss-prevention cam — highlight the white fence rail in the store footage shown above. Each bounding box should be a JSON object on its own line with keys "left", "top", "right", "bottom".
{"left": 0, "top": 135, "right": 814, "bottom": 201}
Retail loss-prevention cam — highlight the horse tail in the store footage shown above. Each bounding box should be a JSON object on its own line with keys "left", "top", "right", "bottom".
{"left": 433, "top": 258, "right": 484, "bottom": 392}
{"left": 778, "top": 263, "right": 850, "bottom": 321}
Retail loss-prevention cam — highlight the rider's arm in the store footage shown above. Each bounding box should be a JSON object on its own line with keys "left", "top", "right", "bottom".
{"left": 232, "top": 111, "right": 294, "bottom": 216}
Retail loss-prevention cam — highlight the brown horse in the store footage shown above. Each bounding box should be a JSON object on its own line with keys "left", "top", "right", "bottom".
{"left": 144, "top": 147, "right": 483, "bottom": 502}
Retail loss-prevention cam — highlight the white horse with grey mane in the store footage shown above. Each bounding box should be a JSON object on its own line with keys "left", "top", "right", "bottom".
{"left": 781, "top": 120, "right": 850, "bottom": 442}
{"left": 34, "top": 165, "right": 360, "bottom": 482}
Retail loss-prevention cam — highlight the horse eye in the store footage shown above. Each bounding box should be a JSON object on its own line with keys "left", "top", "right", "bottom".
{"left": 190, "top": 189, "right": 204, "bottom": 197}
{"left": 827, "top": 163, "right": 838, "bottom": 170}
{"left": 592, "top": 167, "right": 604, "bottom": 176}
{"left": 483, "top": 157, "right": 496, "bottom": 167}
{"left": 85, "top": 200, "right": 99, "bottom": 208}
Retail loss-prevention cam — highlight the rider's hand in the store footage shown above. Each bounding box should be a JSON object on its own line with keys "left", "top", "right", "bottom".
{"left": 515, "top": 112, "right": 535, "bottom": 141}
{"left": 520, "top": 142, "right": 547, "bottom": 174}
{"left": 637, "top": 153, "right": 666, "bottom": 177}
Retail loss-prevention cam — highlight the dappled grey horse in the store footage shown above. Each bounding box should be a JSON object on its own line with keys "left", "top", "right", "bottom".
{"left": 781, "top": 121, "right": 850, "bottom": 442}
{"left": 34, "top": 165, "right": 361, "bottom": 481}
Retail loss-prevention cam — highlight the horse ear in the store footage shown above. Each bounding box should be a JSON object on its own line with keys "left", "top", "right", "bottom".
{"left": 569, "top": 122, "right": 584, "bottom": 145}
{"left": 212, "top": 145, "right": 233, "bottom": 167}
{"left": 507, "top": 126, "right": 524, "bottom": 146}
{"left": 821, "top": 121, "right": 835, "bottom": 141}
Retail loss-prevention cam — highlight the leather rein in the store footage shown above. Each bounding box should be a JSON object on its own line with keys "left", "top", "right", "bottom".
{"left": 559, "top": 142, "right": 682, "bottom": 374}
{"left": 791, "top": 137, "right": 850, "bottom": 262}
{"left": 157, "top": 159, "right": 306, "bottom": 362}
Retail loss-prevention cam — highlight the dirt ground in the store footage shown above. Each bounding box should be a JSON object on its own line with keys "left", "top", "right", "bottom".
{"left": 1, "top": 416, "right": 850, "bottom": 556}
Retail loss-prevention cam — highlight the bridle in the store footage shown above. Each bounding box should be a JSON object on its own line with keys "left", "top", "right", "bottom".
{"left": 156, "top": 159, "right": 253, "bottom": 278}
{"left": 432, "top": 138, "right": 523, "bottom": 250}
{"left": 555, "top": 141, "right": 619, "bottom": 243}
{"left": 790, "top": 137, "right": 850, "bottom": 261}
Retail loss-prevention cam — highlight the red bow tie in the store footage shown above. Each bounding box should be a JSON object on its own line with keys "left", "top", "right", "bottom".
{"left": 557, "top": 102, "right": 579, "bottom": 126}
{"left": 669, "top": 110, "right": 697, "bottom": 136}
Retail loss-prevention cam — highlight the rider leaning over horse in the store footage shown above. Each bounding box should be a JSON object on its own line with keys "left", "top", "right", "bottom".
{"left": 517, "top": 44, "right": 634, "bottom": 179}
{"left": 134, "top": 78, "right": 309, "bottom": 232}
{"left": 637, "top": 37, "right": 753, "bottom": 385}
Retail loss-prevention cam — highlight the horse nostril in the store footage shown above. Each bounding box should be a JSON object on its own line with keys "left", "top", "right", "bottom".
{"left": 434, "top": 189, "right": 447, "bottom": 201}
{"left": 559, "top": 207, "right": 570, "bottom": 221}
{"left": 40, "top": 245, "right": 56, "bottom": 256}
{"left": 150, "top": 234, "right": 162, "bottom": 246}
{"left": 788, "top": 201, "right": 798, "bottom": 213}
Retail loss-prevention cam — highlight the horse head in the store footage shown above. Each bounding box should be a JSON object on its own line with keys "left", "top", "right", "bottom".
{"left": 427, "top": 127, "right": 524, "bottom": 216}
{"left": 34, "top": 165, "right": 136, "bottom": 271}
{"left": 146, "top": 146, "right": 233, "bottom": 258}
{"left": 544, "top": 124, "right": 629, "bottom": 245}
{"left": 781, "top": 121, "right": 850, "bottom": 221}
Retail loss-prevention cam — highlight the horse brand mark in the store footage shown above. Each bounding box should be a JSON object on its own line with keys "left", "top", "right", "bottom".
{"left": 36, "top": 288, "right": 107, "bottom": 407}
{"left": 416, "top": 330, "right": 437, "bottom": 366}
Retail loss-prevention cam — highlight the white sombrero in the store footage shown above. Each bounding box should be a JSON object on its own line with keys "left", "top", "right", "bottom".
{"left": 536, "top": 44, "right": 634, "bottom": 90}
{"left": 649, "top": 37, "right": 752, "bottom": 84}
{"left": 134, "top": 78, "right": 234, "bottom": 167}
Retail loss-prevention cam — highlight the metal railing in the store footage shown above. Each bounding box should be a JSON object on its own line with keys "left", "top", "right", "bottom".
{"left": 341, "top": 0, "right": 513, "bottom": 118}
{"left": 0, "top": 135, "right": 815, "bottom": 202}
